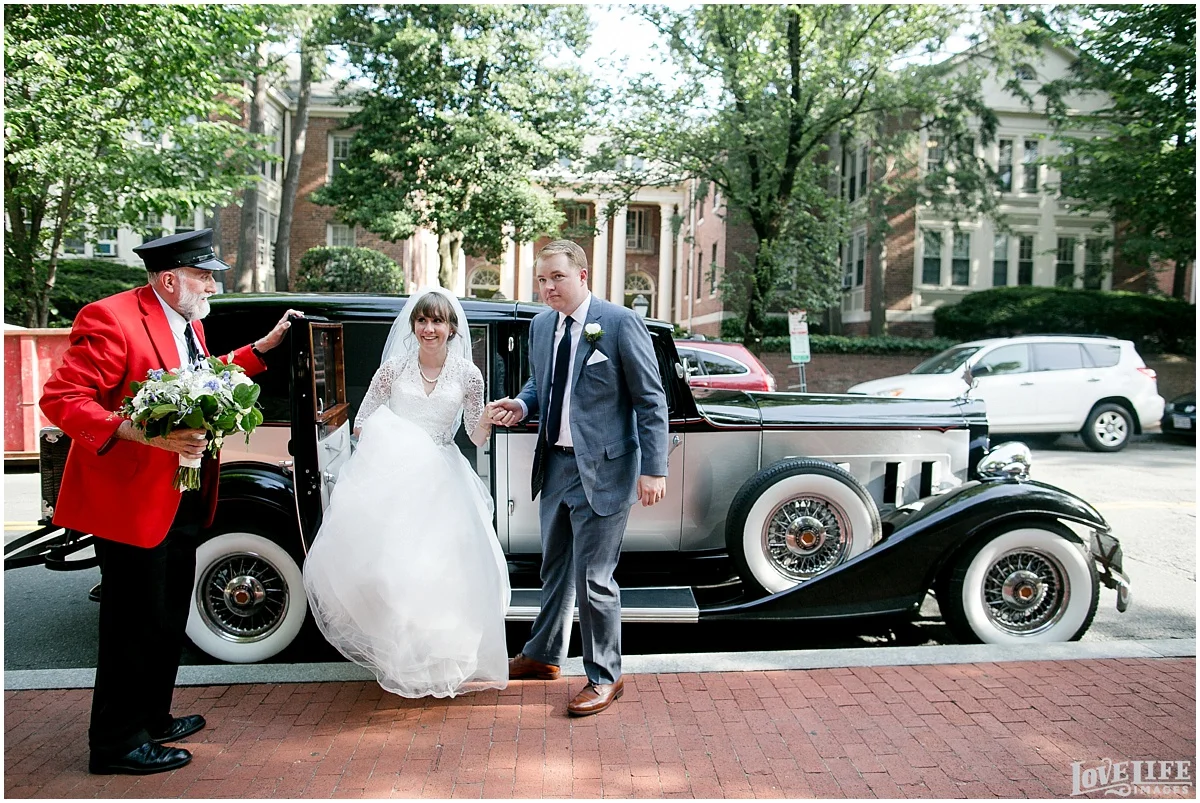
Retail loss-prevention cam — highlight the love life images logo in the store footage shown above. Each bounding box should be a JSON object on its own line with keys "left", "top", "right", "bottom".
{"left": 1071, "top": 758, "right": 1192, "bottom": 797}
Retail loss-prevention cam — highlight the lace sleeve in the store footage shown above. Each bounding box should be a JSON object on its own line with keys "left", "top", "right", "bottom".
{"left": 461, "top": 359, "right": 485, "bottom": 434}
{"left": 355, "top": 358, "right": 399, "bottom": 430}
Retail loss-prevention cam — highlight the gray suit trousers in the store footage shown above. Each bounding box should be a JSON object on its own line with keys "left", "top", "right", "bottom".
{"left": 522, "top": 447, "right": 629, "bottom": 685}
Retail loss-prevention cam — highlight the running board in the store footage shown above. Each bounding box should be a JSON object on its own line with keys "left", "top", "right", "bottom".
{"left": 506, "top": 586, "right": 699, "bottom": 623}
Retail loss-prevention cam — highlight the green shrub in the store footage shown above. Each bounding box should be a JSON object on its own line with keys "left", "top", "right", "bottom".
{"left": 934, "top": 286, "right": 1195, "bottom": 356}
{"left": 759, "top": 334, "right": 958, "bottom": 354}
{"left": 295, "top": 247, "right": 405, "bottom": 294}
{"left": 4, "top": 258, "right": 148, "bottom": 328}
{"left": 721, "top": 315, "right": 800, "bottom": 339}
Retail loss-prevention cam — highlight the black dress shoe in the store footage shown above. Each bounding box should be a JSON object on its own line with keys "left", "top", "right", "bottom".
{"left": 89, "top": 742, "right": 192, "bottom": 775}
{"left": 149, "top": 714, "right": 206, "bottom": 744}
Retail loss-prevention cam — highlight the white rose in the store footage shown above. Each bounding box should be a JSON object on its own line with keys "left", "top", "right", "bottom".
{"left": 229, "top": 372, "right": 254, "bottom": 387}
{"left": 584, "top": 323, "right": 602, "bottom": 336}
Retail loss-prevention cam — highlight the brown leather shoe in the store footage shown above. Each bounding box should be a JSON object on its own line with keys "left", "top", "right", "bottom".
{"left": 508, "top": 653, "right": 560, "bottom": 680}
{"left": 567, "top": 677, "right": 625, "bottom": 716}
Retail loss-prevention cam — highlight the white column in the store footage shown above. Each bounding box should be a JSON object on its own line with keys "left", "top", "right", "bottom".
{"left": 674, "top": 208, "right": 686, "bottom": 325}
{"left": 454, "top": 247, "right": 467, "bottom": 297}
{"left": 591, "top": 205, "right": 609, "bottom": 301}
{"left": 518, "top": 240, "right": 534, "bottom": 301}
{"left": 500, "top": 225, "right": 516, "bottom": 300}
{"left": 610, "top": 205, "right": 627, "bottom": 308}
{"left": 657, "top": 202, "right": 674, "bottom": 320}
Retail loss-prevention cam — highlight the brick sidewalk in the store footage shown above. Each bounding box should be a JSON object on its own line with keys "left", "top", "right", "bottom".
{"left": 4, "top": 658, "right": 1195, "bottom": 799}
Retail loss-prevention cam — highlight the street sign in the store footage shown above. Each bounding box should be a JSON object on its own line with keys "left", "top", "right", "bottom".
{"left": 788, "top": 309, "right": 810, "bottom": 364}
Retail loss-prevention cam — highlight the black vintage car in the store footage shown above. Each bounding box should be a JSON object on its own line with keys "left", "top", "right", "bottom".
{"left": 9, "top": 294, "right": 1130, "bottom": 663}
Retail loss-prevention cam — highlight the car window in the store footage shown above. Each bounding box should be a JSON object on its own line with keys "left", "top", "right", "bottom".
{"left": 1034, "top": 343, "right": 1085, "bottom": 371}
{"left": 975, "top": 344, "right": 1030, "bottom": 375}
{"left": 698, "top": 351, "right": 748, "bottom": 376}
{"left": 911, "top": 345, "right": 982, "bottom": 374}
{"left": 676, "top": 348, "right": 703, "bottom": 377}
{"left": 1083, "top": 343, "right": 1121, "bottom": 368}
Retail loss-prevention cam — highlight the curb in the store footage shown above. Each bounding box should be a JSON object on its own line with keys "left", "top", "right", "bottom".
{"left": 5, "top": 638, "right": 1193, "bottom": 692}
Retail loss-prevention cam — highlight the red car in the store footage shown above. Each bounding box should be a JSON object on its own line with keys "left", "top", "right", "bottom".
{"left": 674, "top": 339, "right": 777, "bottom": 392}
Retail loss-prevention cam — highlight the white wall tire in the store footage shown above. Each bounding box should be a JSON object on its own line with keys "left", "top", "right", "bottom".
{"left": 187, "top": 531, "right": 307, "bottom": 663}
{"left": 727, "top": 459, "right": 881, "bottom": 596}
{"left": 942, "top": 523, "right": 1099, "bottom": 644}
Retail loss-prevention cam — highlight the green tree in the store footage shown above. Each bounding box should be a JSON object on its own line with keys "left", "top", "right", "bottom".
{"left": 314, "top": 4, "right": 592, "bottom": 290}
{"left": 4, "top": 4, "right": 275, "bottom": 326}
{"left": 1042, "top": 5, "right": 1195, "bottom": 299}
{"left": 604, "top": 5, "right": 1041, "bottom": 343}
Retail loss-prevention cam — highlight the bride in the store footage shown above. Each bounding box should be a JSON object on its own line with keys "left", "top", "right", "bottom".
{"left": 302, "top": 287, "right": 510, "bottom": 698}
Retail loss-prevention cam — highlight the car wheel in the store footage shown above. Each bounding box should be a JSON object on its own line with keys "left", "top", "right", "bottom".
{"left": 726, "top": 459, "right": 881, "bottom": 597}
{"left": 939, "top": 522, "right": 1099, "bottom": 644}
{"left": 186, "top": 530, "right": 307, "bottom": 663}
{"left": 1081, "top": 403, "right": 1132, "bottom": 452}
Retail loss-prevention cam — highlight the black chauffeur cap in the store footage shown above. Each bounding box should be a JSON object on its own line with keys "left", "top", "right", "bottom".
{"left": 132, "top": 228, "right": 230, "bottom": 272}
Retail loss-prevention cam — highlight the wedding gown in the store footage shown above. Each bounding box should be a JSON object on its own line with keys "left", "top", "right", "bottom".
{"left": 302, "top": 353, "right": 511, "bottom": 698}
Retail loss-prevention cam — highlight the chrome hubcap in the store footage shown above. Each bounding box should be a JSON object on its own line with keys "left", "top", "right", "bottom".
{"left": 763, "top": 496, "right": 850, "bottom": 581}
{"left": 1093, "top": 412, "right": 1127, "bottom": 446}
{"left": 198, "top": 552, "right": 289, "bottom": 643}
{"left": 982, "top": 549, "right": 1068, "bottom": 635}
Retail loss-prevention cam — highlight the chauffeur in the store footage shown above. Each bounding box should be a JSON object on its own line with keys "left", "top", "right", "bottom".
{"left": 39, "top": 229, "right": 300, "bottom": 775}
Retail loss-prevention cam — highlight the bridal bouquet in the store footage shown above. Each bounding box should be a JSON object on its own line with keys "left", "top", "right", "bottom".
{"left": 119, "top": 357, "right": 264, "bottom": 491}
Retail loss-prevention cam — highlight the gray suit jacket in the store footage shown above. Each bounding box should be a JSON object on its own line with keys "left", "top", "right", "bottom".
{"left": 518, "top": 296, "right": 669, "bottom": 516}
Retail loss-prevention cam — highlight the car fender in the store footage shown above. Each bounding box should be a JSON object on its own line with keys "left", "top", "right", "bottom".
{"left": 701, "top": 478, "right": 1109, "bottom": 622}
{"left": 213, "top": 462, "right": 303, "bottom": 560}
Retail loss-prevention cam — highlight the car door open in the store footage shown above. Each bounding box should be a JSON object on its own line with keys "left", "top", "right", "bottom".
{"left": 289, "top": 318, "right": 353, "bottom": 551}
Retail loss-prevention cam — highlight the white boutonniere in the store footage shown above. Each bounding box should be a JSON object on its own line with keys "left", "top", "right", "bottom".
{"left": 584, "top": 322, "right": 604, "bottom": 344}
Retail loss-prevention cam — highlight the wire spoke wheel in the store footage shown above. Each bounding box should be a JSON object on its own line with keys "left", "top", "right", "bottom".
{"left": 762, "top": 495, "right": 851, "bottom": 582}
{"left": 980, "top": 548, "right": 1068, "bottom": 636}
{"left": 199, "top": 551, "right": 290, "bottom": 642}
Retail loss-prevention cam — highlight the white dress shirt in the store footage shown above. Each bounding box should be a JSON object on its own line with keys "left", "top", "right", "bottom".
{"left": 520, "top": 293, "right": 592, "bottom": 447}
{"left": 153, "top": 289, "right": 202, "bottom": 368}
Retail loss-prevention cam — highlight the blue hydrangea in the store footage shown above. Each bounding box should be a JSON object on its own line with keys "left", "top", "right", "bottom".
{"left": 148, "top": 369, "right": 165, "bottom": 381}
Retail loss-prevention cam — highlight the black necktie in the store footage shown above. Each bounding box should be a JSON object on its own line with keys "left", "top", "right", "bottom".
{"left": 532, "top": 315, "right": 573, "bottom": 500}
{"left": 543, "top": 315, "right": 573, "bottom": 447}
{"left": 185, "top": 324, "right": 202, "bottom": 366}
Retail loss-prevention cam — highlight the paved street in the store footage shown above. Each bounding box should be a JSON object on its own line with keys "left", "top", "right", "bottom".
{"left": 4, "top": 434, "right": 1194, "bottom": 672}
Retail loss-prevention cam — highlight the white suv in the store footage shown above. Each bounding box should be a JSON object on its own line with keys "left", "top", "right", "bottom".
{"left": 847, "top": 335, "right": 1165, "bottom": 452}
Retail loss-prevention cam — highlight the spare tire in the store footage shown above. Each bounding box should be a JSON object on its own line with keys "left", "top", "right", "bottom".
{"left": 726, "top": 458, "right": 882, "bottom": 597}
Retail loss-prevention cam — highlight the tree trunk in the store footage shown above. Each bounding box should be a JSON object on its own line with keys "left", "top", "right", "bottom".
{"left": 868, "top": 173, "right": 886, "bottom": 336}
{"left": 274, "top": 42, "right": 315, "bottom": 292}
{"left": 437, "top": 231, "right": 464, "bottom": 290}
{"left": 37, "top": 182, "right": 74, "bottom": 327}
{"left": 234, "top": 44, "right": 269, "bottom": 293}
{"left": 1172, "top": 252, "right": 1191, "bottom": 299}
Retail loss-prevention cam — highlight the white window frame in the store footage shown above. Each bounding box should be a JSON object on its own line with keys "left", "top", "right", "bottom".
{"left": 327, "top": 223, "right": 355, "bottom": 248}
{"left": 329, "top": 134, "right": 352, "bottom": 179}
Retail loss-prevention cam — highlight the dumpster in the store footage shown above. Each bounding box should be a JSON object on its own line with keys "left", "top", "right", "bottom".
{"left": 4, "top": 327, "right": 71, "bottom": 462}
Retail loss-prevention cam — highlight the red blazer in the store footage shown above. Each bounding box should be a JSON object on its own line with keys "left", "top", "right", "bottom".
{"left": 39, "top": 285, "right": 267, "bottom": 548}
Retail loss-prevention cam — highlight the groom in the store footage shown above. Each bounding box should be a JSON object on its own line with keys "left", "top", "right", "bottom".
{"left": 489, "top": 239, "right": 669, "bottom": 716}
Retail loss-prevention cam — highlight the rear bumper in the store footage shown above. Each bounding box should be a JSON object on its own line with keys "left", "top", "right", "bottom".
{"left": 1134, "top": 393, "right": 1166, "bottom": 431}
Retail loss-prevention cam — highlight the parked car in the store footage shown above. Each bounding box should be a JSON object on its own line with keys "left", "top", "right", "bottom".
{"left": 1161, "top": 390, "right": 1196, "bottom": 441}
{"left": 7, "top": 296, "right": 1129, "bottom": 663}
{"left": 674, "top": 339, "right": 777, "bottom": 392}
{"left": 847, "top": 335, "right": 1165, "bottom": 453}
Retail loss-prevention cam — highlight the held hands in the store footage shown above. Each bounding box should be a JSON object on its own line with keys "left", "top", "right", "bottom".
{"left": 254, "top": 309, "right": 304, "bottom": 354}
{"left": 487, "top": 398, "right": 525, "bottom": 427}
{"left": 637, "top": 475, "right": 667, "bottom": 507}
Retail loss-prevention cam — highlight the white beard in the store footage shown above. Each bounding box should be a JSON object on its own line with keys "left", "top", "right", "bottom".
{"left": 177, "top": 284, "right": 211, "bottom": 321}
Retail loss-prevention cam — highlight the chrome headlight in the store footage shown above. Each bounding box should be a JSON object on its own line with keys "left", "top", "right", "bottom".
{"left": 976, "top": 441, "right": 1033, "bottom": 481}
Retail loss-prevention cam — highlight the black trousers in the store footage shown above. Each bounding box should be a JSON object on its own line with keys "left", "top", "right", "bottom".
{"left": 88, "top": 491, "right": 202, "bottom": 757}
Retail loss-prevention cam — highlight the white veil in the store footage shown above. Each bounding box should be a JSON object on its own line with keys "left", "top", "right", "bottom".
{"left": 381, "top": 286, "right": 473, "bottom": 368}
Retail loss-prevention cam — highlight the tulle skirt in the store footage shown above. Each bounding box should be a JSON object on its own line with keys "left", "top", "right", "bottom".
{"left": 302, "top": 405, "right": 510, "bottom": 698}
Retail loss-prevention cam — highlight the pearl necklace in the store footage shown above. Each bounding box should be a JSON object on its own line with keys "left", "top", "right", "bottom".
{"left": 418, "top": 356, "right": 446, "bottom": 384}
